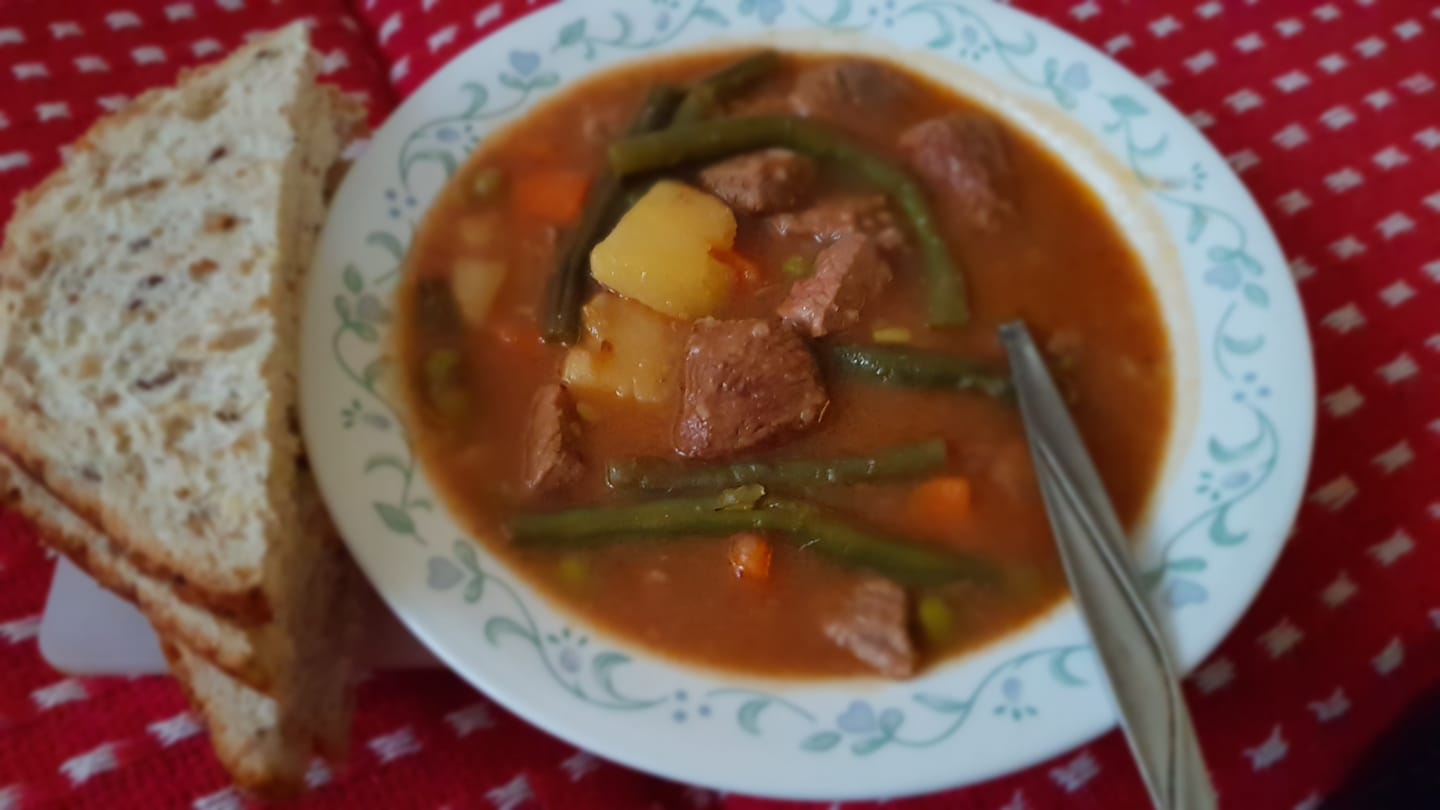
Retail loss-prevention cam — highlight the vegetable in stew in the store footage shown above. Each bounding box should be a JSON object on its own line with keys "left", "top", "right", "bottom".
{"left": 395, "top": 51, "right": 1172, "bottom": 679}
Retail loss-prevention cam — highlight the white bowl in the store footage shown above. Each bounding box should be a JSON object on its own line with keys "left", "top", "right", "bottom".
{"left": 300, "top": 0, "right": 1315, "bottom": 799}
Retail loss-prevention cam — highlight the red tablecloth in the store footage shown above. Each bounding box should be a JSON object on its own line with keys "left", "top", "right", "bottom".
{"left": 1, "top": 1, "right": 1437, "bottom": 807}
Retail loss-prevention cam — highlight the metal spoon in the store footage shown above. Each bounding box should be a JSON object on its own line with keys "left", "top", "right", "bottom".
{"left": 999, "top": 321, "right": 1216, "bottom": 810}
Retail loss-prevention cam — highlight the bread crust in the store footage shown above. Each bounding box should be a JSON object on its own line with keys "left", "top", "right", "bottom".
{"left": 160, "top": 640, "right": 308, "bottom": 799}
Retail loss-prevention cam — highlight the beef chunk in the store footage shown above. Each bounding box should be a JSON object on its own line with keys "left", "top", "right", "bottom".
{"left": 790, "top": 60, "right": 913, "bottom": 121}
{"left": 698, "top": 149, "right": 818, "bottom": 215}
{"left": 523, "top": 384, "right": 584, "bottom": 493}
{"left": 675, "top": 319, "right": 828, "bottom": 459}
{"left": 770, "top": 194, "right": 906, "bottom": 252}
{"left": 824, "top": 577, "right": 915, "bottom": 678}
{"left": 777, "top": 235, "right": 892, "bottom": 337}
{"left": 898, "top": 113, "right": 1011, "bottom": 231}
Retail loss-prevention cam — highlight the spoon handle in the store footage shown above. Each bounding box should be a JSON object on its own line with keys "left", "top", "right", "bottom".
{"left": 999, "top": 321, "right": 1215, "bottom": 810}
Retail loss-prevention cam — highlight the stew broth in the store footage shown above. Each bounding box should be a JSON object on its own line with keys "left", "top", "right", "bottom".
{"left": 396, "top": 51, "right": 1172, "bottom": 678}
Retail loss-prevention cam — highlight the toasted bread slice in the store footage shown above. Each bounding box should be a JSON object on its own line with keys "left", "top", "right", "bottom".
{"left": 0, "top": 22, "right": 353, "bottom": 622}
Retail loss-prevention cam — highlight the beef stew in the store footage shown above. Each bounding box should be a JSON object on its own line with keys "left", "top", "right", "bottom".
{"left": 395, "top": 51, "right": 1172, "bottom": 678}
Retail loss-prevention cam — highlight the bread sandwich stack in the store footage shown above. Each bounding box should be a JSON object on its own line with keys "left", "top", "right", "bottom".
{"left": 0, "top": 23, "right": 365, "bottom": 796}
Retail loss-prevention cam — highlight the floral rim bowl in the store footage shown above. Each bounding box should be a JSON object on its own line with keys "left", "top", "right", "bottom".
{"left": 300, "top": 0, "right": 1315, "bottom": 799}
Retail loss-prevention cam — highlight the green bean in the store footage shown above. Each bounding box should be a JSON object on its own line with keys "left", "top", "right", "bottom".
{"left": 829, "top": 344, "right": 1012, "bottom": 400}
{"left": 628, "top": 84, "right": 688, "bottom": 133}
{"left": 606, "top": 439, "right": 947, "bottom": 492}
{"left": 541, "top": 85, "right": 685, "bottom": 344}
{"left": 763, "top": 496, "right": 995, "bottom": 587}
{"left": 672, "top": 50, "right": 782, "bottom": 125}
{"left": 509, "top": 492, "right": 996, "bottom": 587}
{"left": 594, "top": 55, "right": 784, "bottom": 230}
{"left": 607, "top": 115, "right": 969, "bottom": 325}
{"left": 510, "top": 485, "right": 764, "bottom": 541}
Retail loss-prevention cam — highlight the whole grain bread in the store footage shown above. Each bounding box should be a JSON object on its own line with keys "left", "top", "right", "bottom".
{"left": 0, "top": 23, "right": 365, "bottom": 796}
{"left": 1, "top": 450, "right": 359, "bottom": 797}
{"left": 161, "top": 640, "right": 313, "bottom": 793}
{"left": 0, "top": 22, "right": 354, "bottom": 622}
{"left": 0, "top": 451, "right": 258, "bottom": 682}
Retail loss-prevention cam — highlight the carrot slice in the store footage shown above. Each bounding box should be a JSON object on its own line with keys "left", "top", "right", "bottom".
{"left": 906, "top": 476, "right": 973, "bottom": 534}
{"left": 728, "top": 532, "right": 773, "bottom": 581}
{"left": 514, "top": 169, "right": 592, "bottom": 224}
{"left": 710, "top": 246, "right": 764, "bottom": 285}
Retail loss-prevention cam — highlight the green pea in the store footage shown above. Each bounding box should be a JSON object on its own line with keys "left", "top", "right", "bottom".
{"left": 918, "top": 595, "right": 953, "bottom": 645}
{"left": 471, "top": 167, "right": 504, "bottom": 200}
{"left": 782, "top": 255, "right": 812, "bottom": 279}
{"left": 424, "top": 348, "right": 461, "bottom": 388}
{"left": 557, "top": 556, "right": 588, "bottom": 589}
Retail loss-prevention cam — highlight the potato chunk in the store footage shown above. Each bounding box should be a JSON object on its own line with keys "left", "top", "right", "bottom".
{"left": 590, "top": 180, "right": 736, "bottom": 319}
{"left": 451, "top": 257, "right": 507, "bottom": 326}
{"left": 561, "top": 292, "right": 685, "bottom": 403}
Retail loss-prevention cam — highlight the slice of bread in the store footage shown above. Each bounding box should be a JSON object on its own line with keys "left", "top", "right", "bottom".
{"left": 2, "top": 449, "right": 359, "bottom": 796}
{"left": 0, "top": 23, "right": 365, "bottom": 796}
{"left": 162, "top": 640, "right": 313, "bottom": 792}
{"left": 162, "top": 609, "right": 357, "bottom": 793}
{"left": 0, "top": 22, "right": 352, "bottom": 623}
{"left": 0, "top": 450, "right": 258, "bottom": 681}
{"left": 0, "top": 21, "right": 358, "bottom": 676}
